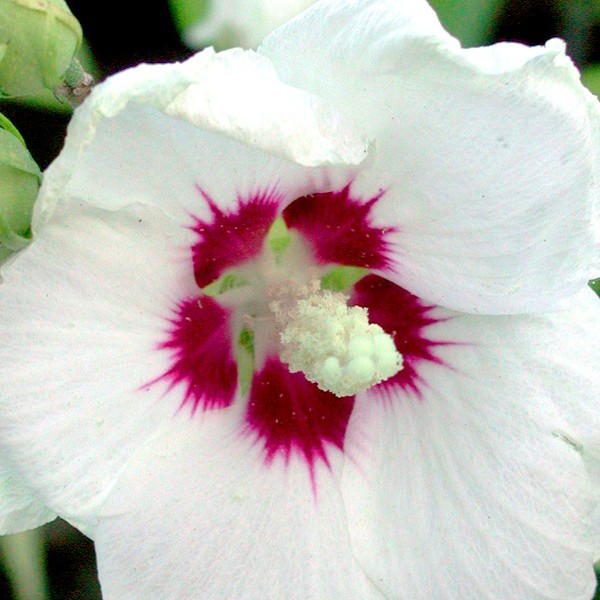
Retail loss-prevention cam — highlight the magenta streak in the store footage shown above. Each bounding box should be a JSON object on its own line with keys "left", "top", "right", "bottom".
{"left": 149, "top": 295, "right": 237, "bottom": 412}
{"left": 350, "top": 274, "right": 446, "bottom": 397}
{"left": 192, "top": 186, "right": 281, "bottom": 287}
{"left": 245, "top": 356, "right": 354, "bottom": 473}
{"left": 149, "top": 182, "right": 449, "bottom": 483}
{"left": 282, "top": 183, "right": 394, "bottom": 270}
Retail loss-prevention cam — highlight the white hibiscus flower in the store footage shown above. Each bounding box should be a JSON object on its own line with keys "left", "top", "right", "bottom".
{"left": 1, "top": 0, "right": 600, "bottom": 598}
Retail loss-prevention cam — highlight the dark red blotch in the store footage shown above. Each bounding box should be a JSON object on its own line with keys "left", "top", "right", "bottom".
{"left": 192, "top": 186, "right": 280, "bottom": 287}
{"left": 245, "top": 356, "right": 354, "bottom": 472}
{"left": 151, "top": 295, "right": 237, "bottom": 412}
{"left": 350, "top": 274, "right": 446, "bottom": 396}
{"left": 282, "top": 183, "right": 394, "bottom": 270}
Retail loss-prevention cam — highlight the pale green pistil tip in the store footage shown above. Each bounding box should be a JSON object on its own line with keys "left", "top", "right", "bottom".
{"left": 271, "top": 281, "right": 403, "bottom": 397}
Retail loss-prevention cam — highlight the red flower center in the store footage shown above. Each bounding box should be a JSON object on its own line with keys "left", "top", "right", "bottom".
{"left": 147, "top": 183, "right": 448, "bottom": 477}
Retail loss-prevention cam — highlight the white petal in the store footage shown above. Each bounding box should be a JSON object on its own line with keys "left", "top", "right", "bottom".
{"left": 593, "top": 504, "right": 600, "bottom": 561}
{"left": 261, "top": 0, "right": 451, "bottom": 62}
{"left": 0, "top": 461, "right": 56, "bottom": 535}
{"left": 95, "top": 412, "right": 383, "bottom": 600}
{"left": 261, "top": 0, "right": 600, "bottom": 313}
{"left": 342, "top": 289, "right": 600, "bottom": 599}
{"left": 0, "top": 44, "right": 366, "bottom": 538}
{"left": 185, "top": 0, "right": 316, "bottom": 49}
{"left": 37, "top": 47, "right": 366, "bottom": 227}
{"left": 0, "top": 201, "right": 196, "bottom": 534}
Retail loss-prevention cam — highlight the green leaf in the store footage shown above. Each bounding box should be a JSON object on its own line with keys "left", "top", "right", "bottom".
{"left": 428, "top": 0, "right": 500, "bottom": 46}
{"left": 582, "top": 65, "right": 600, "bottom": 97}
{"left": 167, "top": 0, "right": 207, "bottom": 38}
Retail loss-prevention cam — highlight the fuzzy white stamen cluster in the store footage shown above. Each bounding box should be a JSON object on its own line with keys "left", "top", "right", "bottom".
{"left": 270, "top": 280, "right": 403, "bottom": 397}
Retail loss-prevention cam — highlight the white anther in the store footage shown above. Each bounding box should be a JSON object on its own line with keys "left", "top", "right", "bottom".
{"left": 270, "top": 280, "right": 403, "bottom": 397}
{"left": 320, "top": 356, "right": 342, "bottom": 389}
{"left": 373, "top": 333, "right": 397, "bottom": 357}
{"left": 347, "top": 335, "right": 374, "bottom": 360}
{"left": 347, "top": 356, "right": 375, "bottom": 383}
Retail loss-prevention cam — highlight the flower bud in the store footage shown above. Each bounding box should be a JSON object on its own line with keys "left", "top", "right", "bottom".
{"left": 0, "top": 114, "right": 41, "bottom": 262}
{"left": 0, "top": 0, "right": 82, "bottom": 96}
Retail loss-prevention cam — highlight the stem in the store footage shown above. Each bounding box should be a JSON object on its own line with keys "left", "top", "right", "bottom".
{"left": 0, "top": 529, "right": 49, "bottom": 600}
